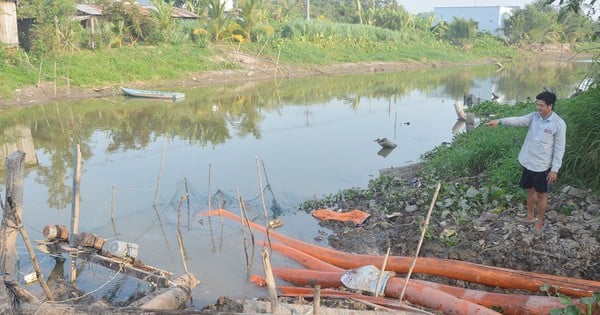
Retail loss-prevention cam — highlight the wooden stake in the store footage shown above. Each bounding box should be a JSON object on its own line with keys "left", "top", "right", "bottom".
{"left": 70, "top": 144, "right": 82, "bottom": 282}
{"left": 374, "top": 246, "right": 391, "bottom": 298}
{"left": 184, "top": 177, "right": 190, "bottom": 229}
{"left": 153, "top": 134, "right": 168, "bottom": 208}
{"left": 262, "top": 247, "right": 279, "bottom": 314}
{"left": 399, "top": 182, "right": 441, "bottom": 301}
{"left": 0, "top": 151, "right": 26, "bottom": 307}
{"left": 53, "top": 62, "right": 57, "bottom": 96}
{"left": 111, "top": 185, "right": 117, "bottom": 235}
{"left": 313, "top": 285, "right": 321, "bottom": 315}
{"left": 255, "top": 157, "right": 271, "bottom": 244}
{"left": 237, "top": 190, "right": 255, "bottom": 272}
{"left": 37, "top": 60, "right": 42, "bottom": 87}
{"left": 1, "top": 151, "right": 53, "bottom": 302}
{"left": 207, "top": 164, "right": 217, "bottom": 252}
{"left": 15, "top": 215, "right": 54, "bottom": 300}
{"left": 176, "top": 193, "right": 189, "bottom": 273}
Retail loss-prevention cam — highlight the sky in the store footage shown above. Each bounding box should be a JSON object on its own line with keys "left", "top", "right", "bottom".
{"left": 399, "top": 0, "right": 535, "bottom": 14}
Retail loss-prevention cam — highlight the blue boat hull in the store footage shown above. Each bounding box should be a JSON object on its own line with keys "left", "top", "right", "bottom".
{"left": 121, "top": 87, "right": 185, "bottom": 100}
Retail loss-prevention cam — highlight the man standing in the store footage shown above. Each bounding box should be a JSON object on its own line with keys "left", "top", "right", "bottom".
{"left": 486, "top": 91, "right": 567, "bottom": 234}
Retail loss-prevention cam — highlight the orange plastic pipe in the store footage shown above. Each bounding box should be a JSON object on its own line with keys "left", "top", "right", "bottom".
{"left": 272, "top": 285, "right": 429, "bottom": 313}
{"left": 202, "top": 209, "right": 600, "bottom": 297}
{"left": 271, "top": 267, "right": 500, "bottom": 314}
{"left": 260, "top": 241, "right": 587, "bottom": 315}
{"left": 272, "top": 267, "right": 583, "bottom": 315}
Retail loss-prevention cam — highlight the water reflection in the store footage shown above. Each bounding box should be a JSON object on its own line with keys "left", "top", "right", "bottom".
{"left": 0, "top": 59, "right": 592, "bottom": 307}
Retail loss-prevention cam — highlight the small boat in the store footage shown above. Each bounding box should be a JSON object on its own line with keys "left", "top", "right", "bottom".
{"left": 121, "top": 87, "right": 185, "bottom": 101}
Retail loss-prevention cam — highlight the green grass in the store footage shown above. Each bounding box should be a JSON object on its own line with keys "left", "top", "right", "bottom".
{"left": 1, "top": 44, "right": 229, "bottom": 95}
{"left": 422, "top": 92, "right": 600, "bottom": 194}
{"left": 1, "top": 20, "right": 516, "bottom": 99}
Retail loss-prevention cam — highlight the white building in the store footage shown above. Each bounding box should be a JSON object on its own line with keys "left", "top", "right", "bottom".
{"left": 434, "top": 6, "right": 518, "bottom": 36}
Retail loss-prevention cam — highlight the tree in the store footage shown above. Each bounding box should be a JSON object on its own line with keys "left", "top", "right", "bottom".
{"left": 99, "top": 0, "right": 158, "bottom": 46}
{"left": 238, "top": 0, "right": 259, "bottom": 41}
{"left": 504, "top": 1, "right": 562, "bottom": 45}
{"left": 17, "top": 0, "right": 82, "bottom": 54}
{"left": 444, "top": 17, "right": 479, "bottom": 47}
{"left": 206, "top": 0, "right": 231, "bottom": 41}
{"left": 545, "top": 0, "right": 598, "bottom": 16}
{"left": 150, "top": 0, "right": 176, "bottom": 43}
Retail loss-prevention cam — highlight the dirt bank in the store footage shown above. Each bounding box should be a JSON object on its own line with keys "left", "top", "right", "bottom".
{"left": 0, "top": 46, "right": 583, "bottom": 109}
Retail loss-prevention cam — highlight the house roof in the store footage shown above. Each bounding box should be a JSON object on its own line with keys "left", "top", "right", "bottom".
{"left": 77, "top": 4, "right": 103, "bottom": 16}
{"left": 76, "top": 3, "right": 199, "bottom": 19}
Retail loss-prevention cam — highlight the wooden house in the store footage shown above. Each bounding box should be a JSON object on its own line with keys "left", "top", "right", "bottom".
{"left": 0, "top": 1, "right": 18, "bottom": 46}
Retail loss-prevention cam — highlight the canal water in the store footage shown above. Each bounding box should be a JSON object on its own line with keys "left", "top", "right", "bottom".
{"left": 0, "top": 59, "right": 592, "bottom": 308}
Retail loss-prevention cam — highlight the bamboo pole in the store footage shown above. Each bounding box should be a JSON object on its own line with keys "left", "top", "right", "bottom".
{"left": 261, "top": 159, "right": 282, "bottom": 219}
{"left": 399, "top": 182, "right": 441, "bottom": 301}
{"left": 255, "top": 157, "right": 271, "bottom": 244}
{"left": 111, "top": 185, "right": 117, "bottom": 235}
{"left": 262, "top": 247, "right": 280, "bottom": 314}
{"left": 207, "top": 164, "right": 217, "bottom": 252}
{"left": 70, "top": 144, "right": 82, "bottom": 282}
{"left": 15, "top": 215, "right": 54, "bottom": 300}
{"left": 313, "top": 285, "right": 321, "bottom": 315}
{"left": 53, "top": 62, "right": 57, "bottom": 95}
{"left": 1, "top": 152, "right": 53, "bottom": 303}
{"left": 176, "top": 193, "right": 189, "bottom": 273}
{"left": 237, "top": 190, "right": 255, "bottom": 273}
{"left": 153, "top": 134, "right": 168, "bottom": 208}
{"left": 184, "top": 177, "right": 190, "bottom": 229}
{"left": 374, "top": 246, "right": 391, "bottom": 298}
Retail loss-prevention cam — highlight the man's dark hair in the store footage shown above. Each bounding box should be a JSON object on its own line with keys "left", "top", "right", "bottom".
{"left": 536, "top": 91, "right": 557, "bottom": 107}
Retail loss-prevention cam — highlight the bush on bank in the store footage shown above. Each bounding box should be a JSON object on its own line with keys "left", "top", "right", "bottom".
{"left": 0, "top": 18, "right": 515, "bottom": 98}
{"left": 431, "top": 88, "right": 600, "bottom": 194}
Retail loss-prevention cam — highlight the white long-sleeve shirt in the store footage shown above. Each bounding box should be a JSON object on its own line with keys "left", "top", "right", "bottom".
{"left": 502, "top": 112, "right": 567, "bottom": 173}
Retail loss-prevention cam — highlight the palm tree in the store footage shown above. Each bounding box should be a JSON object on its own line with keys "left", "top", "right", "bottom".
{"left": 238, "top": 0, "right": 259, "bottom": 42}
{"left": 206, "top": 0, "right": 230, "bottom": 41}
{"left": 150, "top": 0, "right": 176, "bottom": 43}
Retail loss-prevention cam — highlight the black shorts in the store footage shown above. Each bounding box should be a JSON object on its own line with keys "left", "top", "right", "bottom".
{"left": 519, "top": 167, "right": 551, "bottom": 193}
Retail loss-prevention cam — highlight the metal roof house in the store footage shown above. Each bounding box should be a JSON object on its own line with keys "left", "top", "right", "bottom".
{"left": 76, "top": 2, "right": 199, "bottom": 36}
{"left": 434, "top": 6, "right": 518, "bottom": 36}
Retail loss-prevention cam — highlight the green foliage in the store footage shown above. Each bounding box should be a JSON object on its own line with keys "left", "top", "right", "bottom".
{"left": 422, "top": 88, "right": 600, "bottom": 196}
{"left": 443, "top": 17, "right": 479, "bottom": 47}
{"left": 238, "top": 0, "right": 260, "bottom": 41}
{"left": 558, "top": 88, "right": 600, "bottom": 191}
{"left": 205, "top": 0, "right": 231, "bottom": 41}
{"left": 422, "top": 101, "right": 528, "bottom": 196}
{"left": 422, "top": 125, "right": 526, "bottom": 196}
{"left": 542, "top": 284, "right": 600, "bottom": 315}
{"left": 471, "top": 33, "right": 517, "bottom": 59}
{"left": 504, "top": 0, "right": 595, "bottom": 46}
{"left": 17, "top": 0, "right": 82, "bottom": 54}
{"left": 149, "top": 0, "right": 178, "bottom": 44}
{"left": 240, "top": 20, "right": 471, "bottom": 66}
{"left": 99, "top": 0, "right": 158, "bottom": 46}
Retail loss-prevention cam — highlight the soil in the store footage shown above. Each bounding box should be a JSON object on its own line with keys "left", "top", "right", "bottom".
{"left": 0, "top": 45, "right": 582, "bottom": 109}
{"left": 3, "top": 47, "right": 598, "bottom": 313}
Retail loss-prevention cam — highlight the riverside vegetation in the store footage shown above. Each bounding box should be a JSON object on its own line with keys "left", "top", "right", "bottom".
{"left": 296, "top": 90, "right": 600, "bottom": 314}
{"left": 2, "top": 1, "right": 600, "bottom": 312}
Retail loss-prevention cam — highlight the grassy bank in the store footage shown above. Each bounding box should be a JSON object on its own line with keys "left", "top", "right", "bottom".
{"left": 300, "top": 88, "right": 599, "bottom": 228}
{"left": 0, "top": 21, "right": 516, "bottom": 98}
{"left": 423, "top": 88, "right": 600, "bottom": 194}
